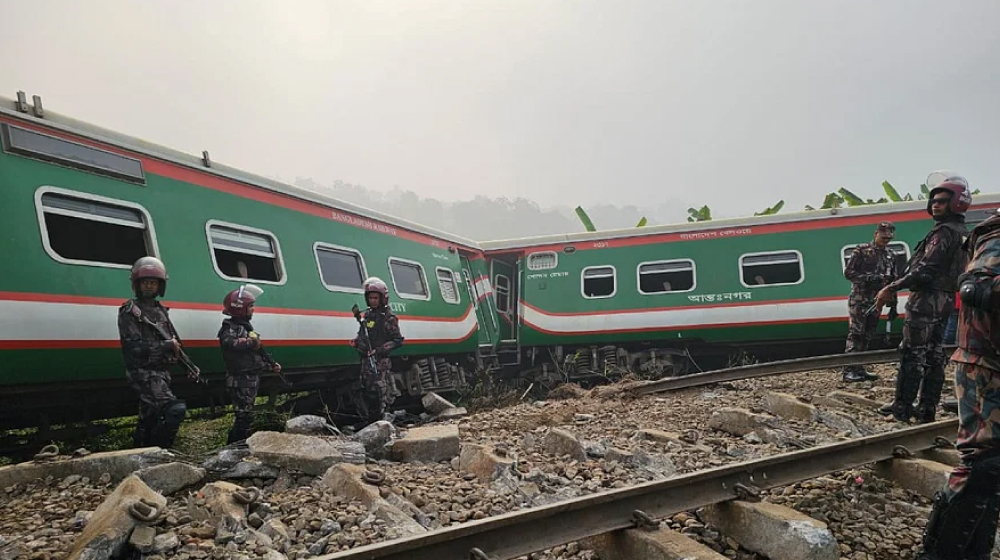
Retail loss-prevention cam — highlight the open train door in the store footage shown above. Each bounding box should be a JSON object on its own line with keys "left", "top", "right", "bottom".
{"left": 459, "top": 255, "right": 500, "bottom": 352}
{"left": 489, "top": 257, "right": 521, "bottom": 365}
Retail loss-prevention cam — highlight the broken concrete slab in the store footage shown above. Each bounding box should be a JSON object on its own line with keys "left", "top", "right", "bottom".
{"left": 246, "top": 431, "right": 365, "bottom": 475}
{"left": 764, "top": 392, "right": 818, "bottom": 422}
{"left": 0, "top": 447, "right": 175, "bottom": 489}
{"left": 706, "top": 408, "right": 775, "bottom": 437}
{"left": 352, "top": 420, "right": 398, "bottom": 459}
{"left": 584, "top": 527, "right": 729, "bottom": 560}
{"left": 873, "top": 458, "right": 951, "bottom": 499}
{"left": 285, "top": 414, "right": 341, "bottom": 436}
{"left": 197, "top": 481, "right": 254, "bottom": 543}
{"left": 701, "top": 500, "right": 838, "bottom": 560}
{"left": 827, "top": 390, "right": 883, "bottom": 410}
{"left": 201, "top": 448, "right": 280, "bottom": 480}
{"left": 638, "top": 429, "right": 714, "bottom": 453}
{"left": 135, "top": 462, "right": 206, "bottom": 495}
{"left": 421, "top": 392, "right": 455, "bottom": 414}
{"left": 917, "top": 447, "right": 961, "bottom": 467}
{"left": 458, "top": 443, "right": 515, "bottom": 482}
{"left": 66, "top": 474, "right": 168, "bottom": 560}
{"left": 437, "top": 406, "right": 468, "bottom": 420}
{"left": 543, "top": 427, "right": 587, "bottom": 461}
{"left": 390, "top": 424, "right": 460, "bottom": 463}
{"left": 321, "top": 464, "right": 428, "bottom": 537}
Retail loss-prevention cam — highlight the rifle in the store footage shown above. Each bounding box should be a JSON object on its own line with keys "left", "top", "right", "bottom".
{"left": 351, "top": 303, "right": 378, "bottom": 372}
{"left": 134, "top": 310, "right": 205, "bottom": 384}
{"left": 248, "top": 330, "right": 291, "bottom": 387}
{"left": 865, "top": 303, "right": 899, "bottom": 343}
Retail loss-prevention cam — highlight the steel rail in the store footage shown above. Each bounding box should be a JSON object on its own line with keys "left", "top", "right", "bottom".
{"left": 315, "top": 419, "right": 958, "bottom": 560}
{"left": 630, "top": 346, "right": 957, "bottom": 396}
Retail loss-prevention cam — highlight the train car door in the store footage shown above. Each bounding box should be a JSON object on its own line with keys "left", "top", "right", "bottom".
{"left": 490, "top": 258, "right": 518, "bottom": 343}
{"left": 459, "top": 255, "right": 499, "bottom": 349}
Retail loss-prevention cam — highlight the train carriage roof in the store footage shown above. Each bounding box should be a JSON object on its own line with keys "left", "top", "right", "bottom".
{"left": 0, "top": 92, "right": 481, "bottom": 250}
{"left": 5, "top": 92, "right": 995, "bottom": 254}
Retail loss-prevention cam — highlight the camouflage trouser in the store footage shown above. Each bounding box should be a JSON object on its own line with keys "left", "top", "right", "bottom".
{"left": 844, "top": 300, "right": 879, "bottom": 373}
{"left": 893, "top": 308, "right": 949, "bottom": 421}
{"left": 126, "top": 368, "right": 186, "bottom": 448}
{"left": 358, "top": 356, "right": 399, "bottom": 421}
{"left": 950, "top": 362, "right": 1000, "bottom": 492}
{"left": 226, "top": 373, "right": 260, "bottom": 444}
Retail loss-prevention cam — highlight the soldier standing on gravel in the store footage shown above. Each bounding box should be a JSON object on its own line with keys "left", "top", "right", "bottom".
{"left": 118, "top": 256, "right": 199, "bottom": 449}
{"left": 219, "top": 284, "right": 282, "bottom": 444}
{"left": 873, "top": 171, "right": 971, "bottom": 423}
{"left": 350, "top": 277, "right": 404, "bottom": 424}
{"left": 916, "top": 207, "right": 1000, "bottom": 560}
{"left": 841, "top": 221, "right": 899, "bottom": 382}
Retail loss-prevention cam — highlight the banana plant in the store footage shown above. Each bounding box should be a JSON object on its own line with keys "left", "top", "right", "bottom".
{"left": 574, "top": 206, "right": 649, "bottom": 231}
{"left": 754, "top": 200, "right": 785, "bottom": 216}
{"left": 687, "top": 205, "right": 712, "bottom": 222}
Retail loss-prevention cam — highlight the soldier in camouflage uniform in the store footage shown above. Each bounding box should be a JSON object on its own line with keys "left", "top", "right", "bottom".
{"left": 916, "top": 206, "right": 1000, "bottom": 560}
{"left": 875, "top": 172, "right": 971, "bottom": 423}
{"left": 351, "top": 277, "right": 404, "bottom": 423}
{"left": 218, "top": 284, "right": 282, "bottom": 444}
{"left": 842, "top": 221, "right": 899, "bottom": 382}
{"left": 118, "top": 256, "right": 200, "bottom": 448}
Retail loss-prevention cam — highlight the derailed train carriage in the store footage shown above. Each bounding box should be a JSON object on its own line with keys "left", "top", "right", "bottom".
{"left": 0, "top": 90, "right": 996, "bottom": 432}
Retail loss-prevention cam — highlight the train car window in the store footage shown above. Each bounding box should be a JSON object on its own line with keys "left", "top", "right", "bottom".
{"left": 35, "top": 188, "right": 157, "bottom": 269}
{"left": 637, "top": 260, "right": 696, "bottom": 294}
{"left": 840, "top": 242, "right": 911, "bottom": 274}
{"left": 314, "top": 243, "right": 366, "bottom": 293}
{"left": 2, "top": 123, "right": 146, "bottom": 184}
{"left": 527, "top": 251, "right": 558, "bottom": 271}
{"left": 739, "top": 251, "right": 803, "bottom": 287}
{"left": 582, "top": 266, "right": 616, "bottom": 298}
{"left": 388, "top": 257, "right": 430, "bottom": 300}
{"left": 494, "top": 274, "right": 511, "bottom": 313}
{"left": 436, "top": 267, "right": 461, "bottom": 304}
{"left": 206, "top": 221, "right": 285, "bottom": 284}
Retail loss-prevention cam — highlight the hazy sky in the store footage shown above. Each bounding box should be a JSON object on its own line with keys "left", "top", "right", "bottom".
{"left": 1, "top": 0, "right": 997, "bottom": 221}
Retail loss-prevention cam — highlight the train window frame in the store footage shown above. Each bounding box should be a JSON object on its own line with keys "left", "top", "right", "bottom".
{"left": 388, "top": 257, "right": 431, "bottom": 301}
{"left": 205, "top": 219, "right": 288, "bottom": 286}
{"left": 33, "top": 186, "right": 160, "bottom": 270}
{"left": 435, "top": 267, "right": 461, "bottom": 304}
{"left": 738, "top": 250, "right": 805, "bottom": 288}
{"left": 636, "top": 259, "right": 697, "bottom": 295}
{"left": 581, "top": 265, "right": 617, "bottom": 299}
{"left": 494, "top": 274, "right": 511, "bottom": 314}
{"left": 2, "top": 123, "right": 146, "bottom": 185}
{"left": 839, "top": 242, "right": 911, "bottom": 274}
{"left": 526, "top": 251, "right": 558, "bottom": 271}
{"left": 313, "top": 242, "right": 367, "bottom": 294}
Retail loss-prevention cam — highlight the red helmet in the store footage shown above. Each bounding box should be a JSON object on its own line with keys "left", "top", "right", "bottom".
{"left": 130, "top": 256, "right": 168, "bottom": 297}
{"left": 223, "top": 284, "right": 261, "bottom": 318}
{"left": 363, "top": 276, "right": 389, "bottom": 307}
{"left": 926, "top": 170, "right": 972, "bottom": 216}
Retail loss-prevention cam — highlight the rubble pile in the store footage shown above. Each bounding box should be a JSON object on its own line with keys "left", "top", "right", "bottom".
{"left": 0, "top": 369, "right": 960, "bottom": 560}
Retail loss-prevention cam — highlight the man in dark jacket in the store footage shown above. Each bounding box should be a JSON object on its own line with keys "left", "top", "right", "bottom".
{"left": 916, "top": 205, "right": 1000, "bottom": 560}
{"left": 842, "top": 221, "right": 899, "bottom": 382}
{"left": 874, "top": 171, "right": 971, "bottom": 423}
{"left": 118, "top": 256, "right": 199, "bottom": 448}
{"left": 351, "top": 277, "right": 404, "bottom": 423}
{"left": 218, "top": 284, "right": 281, "bottom": 444}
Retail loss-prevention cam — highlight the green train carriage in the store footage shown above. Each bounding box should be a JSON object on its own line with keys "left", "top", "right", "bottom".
{"left": 480, "top": 196, "right": 1000, "bottom": 379}
{"left": 0, "top": 92, "right": 499, "bottom": 430}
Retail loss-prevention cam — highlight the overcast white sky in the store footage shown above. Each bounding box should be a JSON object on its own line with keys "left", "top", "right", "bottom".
{"left": 1, "top": 0, "right": 997, "bottom": 220}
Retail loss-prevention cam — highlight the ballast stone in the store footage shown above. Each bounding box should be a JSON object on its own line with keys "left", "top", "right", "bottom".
{"left": 700, "top": 500, "right": 839, "bottom": 560}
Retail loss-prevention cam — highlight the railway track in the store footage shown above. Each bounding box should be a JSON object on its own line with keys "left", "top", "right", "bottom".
{"left": 629, "top": 346, "right": 956, "bottom": 396}
{"left": 313, "top": 419, "right": 958, "bottom": 560}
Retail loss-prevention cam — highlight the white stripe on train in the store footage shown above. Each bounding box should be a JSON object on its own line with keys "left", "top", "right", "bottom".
{"left": 0, "top": 300, "right": 479, "bottom": 343}
{"left": 518, "top": 295, "right": 910, "bottom": 334}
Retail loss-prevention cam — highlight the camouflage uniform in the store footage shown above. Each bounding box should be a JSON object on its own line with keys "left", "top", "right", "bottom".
{"left": 219, "top": 317, "right": 273, "bottom": 443}
{"left": 118, "top": 298, "right": 187, "bottom": 448}
{"left": 842, "top": 226, "right": 898, "bottom": 380}
{"left": 881, "top": 214, "right": 968, "bottom": 422}
{"left": 917, "top": 213, "right": 1000, "bottom": 560}
{"left": 352, "top": 306, "right": 404, "bottom": 421}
